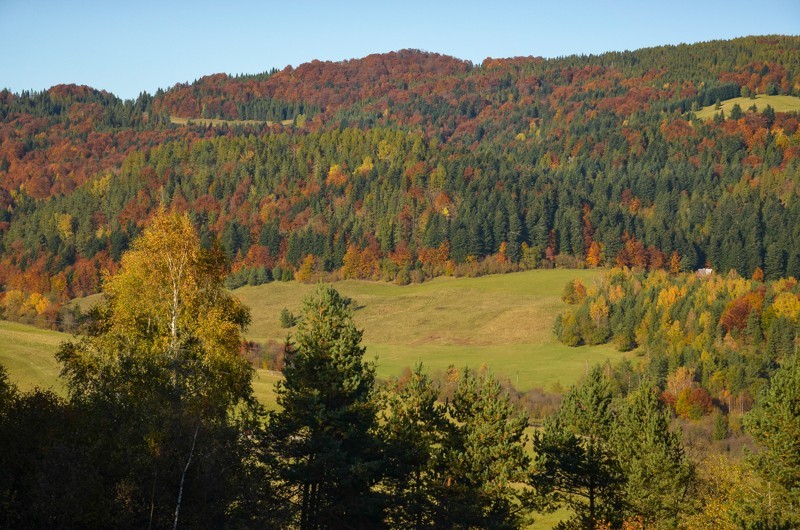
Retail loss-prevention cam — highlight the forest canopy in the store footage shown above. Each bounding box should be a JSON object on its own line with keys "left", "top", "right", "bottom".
{"left": 2, "top": 36, "right": 800, "bottom": 327}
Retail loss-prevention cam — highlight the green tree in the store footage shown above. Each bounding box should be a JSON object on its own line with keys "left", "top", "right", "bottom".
{"left": 267, "top": 284, "right": 384, "bottom": 529}
{"left": 613, "top": 382, "right": 693, "bottom": 527}
{"left": 744, "top": 356, "right": 800, "bottom": 514}
{"left": 0, "top": 381, "right": 99, "bottom": 528}
{"left": 531, "top": 366, "right": 623, "bottom": 529}
{"left": 381, "top": 363, "right": 449, "bottom": 529}
{"left": 439, "top": 367, "right": 534, "bottom": 529}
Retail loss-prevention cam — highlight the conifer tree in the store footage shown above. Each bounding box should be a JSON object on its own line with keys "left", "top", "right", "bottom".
{"left": 531, "top": 366, "right": 623, "bottom": 529}
{"left": 745, "top": 356, "right": 800, "bottom": 513}
{"left": 267, "top": 284, "right": 384, "bottom": 529}
{"left": 440, "top": 367, "right": 534, "bottom": 529}
{"left": 612, "top": 382, "right": 693, "bottom": 526}
{"left": 381, "top": 363, "right": 449, "bottom": 529}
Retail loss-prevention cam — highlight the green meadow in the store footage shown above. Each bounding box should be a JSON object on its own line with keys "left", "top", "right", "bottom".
{"left": 236, "top": 268, "right": 626, "bottom": 392}
{"left": 0, "top": 320, "right": 66, "bottom": 395}
{"left": 0, "top": 319, "right": 283, "bottom": 408}
{"left": 2, "top": 269, "right": 628, "bottom": 406}
{"left": 694, "top": 94, "right": 800, "bottom": 120}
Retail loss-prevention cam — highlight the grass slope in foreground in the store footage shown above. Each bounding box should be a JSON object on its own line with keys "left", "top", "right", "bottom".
{"left": 2, "top": 269, "right": 626, "bottom": 405}
{"left": 237, "top": 269, "right": 625, "bottom": 392}
{"left": 0, "top": 320, "right": 66, "bottom": 395}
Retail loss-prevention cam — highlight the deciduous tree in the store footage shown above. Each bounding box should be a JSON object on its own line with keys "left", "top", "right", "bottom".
{"left": 56, "top": 209, "right": 261, "bottom": 528}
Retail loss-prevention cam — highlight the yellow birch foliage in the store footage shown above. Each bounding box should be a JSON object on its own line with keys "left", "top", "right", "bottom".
{"left": 51, "top": 208, "right": 258, "bottom": 527}
{"left": 100, "top": 209, "right": 252, "bottom": 399}
{"left": 589, "top": 295, "right": 610, "bottom": 325}
{"left": 771, "top": 292, "right": 800, "bottom": 322}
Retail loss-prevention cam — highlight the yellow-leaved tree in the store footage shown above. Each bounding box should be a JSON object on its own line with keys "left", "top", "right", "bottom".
{"left": 57, "top": 209, "right": 260, "bottom": 528}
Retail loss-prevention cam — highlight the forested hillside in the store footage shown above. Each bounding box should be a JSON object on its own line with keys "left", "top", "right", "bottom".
{"left": 4, "top": 210, "right": 798, "bottom": 528}
{"left": 2, "top": 36, "right": 800, "bottom": 326}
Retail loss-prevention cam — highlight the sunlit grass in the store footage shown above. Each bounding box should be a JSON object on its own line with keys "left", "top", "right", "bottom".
{"left": 236, "top": 269, "right": 627, "bottom": 391}
{"left": 0, "top": 320, "right": 279, "bottom": 407}
{"left": 694, "top": 94, "right": 800, "bottom": 120}
{"left": 0, "top": 320, "right": 66, "bottom": 395}
{"left": 4, "top": 269, "right": 629, "bottom": 409}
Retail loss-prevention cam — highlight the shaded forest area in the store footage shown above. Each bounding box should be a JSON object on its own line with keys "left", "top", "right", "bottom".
{"left": 1, "top": 36, "right": 800, "bottom": 327}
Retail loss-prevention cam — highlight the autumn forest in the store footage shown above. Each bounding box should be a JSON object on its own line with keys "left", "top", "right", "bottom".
{"left": 2, "top": 35, "right": 800, "bottom": 529}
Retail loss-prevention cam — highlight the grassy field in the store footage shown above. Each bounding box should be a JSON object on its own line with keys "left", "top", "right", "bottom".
{"left": 529, "top": 508, "right": 573, "bottom": 529}
{"left": 236, "top": 269, "right": 626, "bottom": 392}
{"left": 695, "top": 94, "right": 800, "bottom": 120}
{"left": 3, "top": 269, "right": 627, "bottom": 407}
{"left": 0, "top": 320, "right": 282, "bottom": 408}
{"left": 0, "top": 320, "right": 66, "bottom": 395}
{"left": 170, "top": 116, "right": 294, "bottom": 127}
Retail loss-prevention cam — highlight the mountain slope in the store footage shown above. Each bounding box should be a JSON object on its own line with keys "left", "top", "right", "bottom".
{"left": 1, "top": 36, "right": 799, "bottom": 326}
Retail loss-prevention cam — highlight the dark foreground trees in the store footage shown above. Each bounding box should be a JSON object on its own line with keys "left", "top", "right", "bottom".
{"left": 0, "top": 210, "right": 270, "bottom": 528}
{"left": 266, "top": 285, "right": 535, "bottom": 529}
{"left": 531, "top": 367, "right": 693, "bottom": 529}
{"left": 743, "top": 356, "right": 800, "bottom": 528}
{"left": 267, "top": 284, "right": 385, "bottom": 528}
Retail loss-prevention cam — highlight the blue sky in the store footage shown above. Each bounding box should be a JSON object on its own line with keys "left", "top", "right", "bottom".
{"left": 1, "top": 0, "right": 798, "bottom": 100}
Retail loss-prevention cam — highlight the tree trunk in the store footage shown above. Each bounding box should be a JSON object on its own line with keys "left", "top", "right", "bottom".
{"left": 173, "top": 424, "right": 199, "bottom": 530}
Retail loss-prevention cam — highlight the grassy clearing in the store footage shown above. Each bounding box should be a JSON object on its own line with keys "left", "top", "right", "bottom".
{"left": 0, "top": 320, "right": 66, "bottom": 395}
{"left": 170, "top": 116, "right": 294, "bottom": 127}
{"left": 236, "top": 269, "right": 627, "bottom": 392}
{"left": 695, "top": 94, "right": 800, "bottom": 120}
{"left": 528, "top": 507, "right": 573, "bottom": 529}
{"left": 0, "top": 320, "right": 280, "bottom": 407}
{"left": 67, "top": 292, "right": 104, "bottom": 313}
{"left": 3, "top": 269, "right": 627, "bottom": 408}
{"left": 251, "top": 370, "right": 281, "bottom": 410}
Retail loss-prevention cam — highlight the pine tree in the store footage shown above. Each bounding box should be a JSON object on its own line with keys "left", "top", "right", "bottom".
{"left": 531, "top": 366, "right": 623, "bottom": 529}
{"left": 440, "top": 367, "right": 534, "bottom": 529}
{"left": 744, "top": 356, "right": 800, "bottom": 514}
{"left": 267, "top": 284, "right": 384, "bottom": 529}
{"left": 612, "top": 382, "right": 693, "bottom": 526}
{"left": 381, "top": 364, "right": 449, "bottom": 529}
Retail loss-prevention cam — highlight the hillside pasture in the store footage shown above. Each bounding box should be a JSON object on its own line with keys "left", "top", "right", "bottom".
{"left": 236, "top": 269, "right": 627, "bottom": 392}
{"left": 695, "top": 94, "right": 800, "bottom": 120}
{"left": 0, "top": 320, "right": 65, "bottom": 395}
{"left": 0, "top": 320, "right": 281, "bottom": 408}
{"left": 2, "top": 269, "right": 628, "bottom": 406}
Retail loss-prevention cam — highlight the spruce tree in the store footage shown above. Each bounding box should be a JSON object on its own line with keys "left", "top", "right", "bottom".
{"left": 745, "top": 356, "right": 800, "bottom": 514}
{"left": 440, "top": 367, "right": 533, "bottom": 529}
{"left": 380, "top": 364, "right": 449, "bottom": 529}
{"left": 531, "top": 366, "right": 623, "bottom": 529}
{"left": 612, "top": 382, "right": 693, "bottom": 526}
{"left": 267, "top": 284, "right": 384, "bottom": 529}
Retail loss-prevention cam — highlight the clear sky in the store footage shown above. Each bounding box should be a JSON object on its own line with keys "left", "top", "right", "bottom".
{"left": 1, "top": 0, "right": 798, "bottom": 100}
